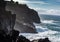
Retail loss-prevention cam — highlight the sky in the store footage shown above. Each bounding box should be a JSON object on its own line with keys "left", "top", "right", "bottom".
{"left": 6, "top": 0, "right": 60, "bottom": 15}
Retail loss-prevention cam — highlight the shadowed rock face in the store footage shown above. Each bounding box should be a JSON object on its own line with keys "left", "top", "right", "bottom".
{"left": 28, "top": 9, "right": 40, "bottom": 23}
{"left": 0, "top": 0, "right": 19, "bottom": 42}
{"left": 6, "top": 1, "right": 40, "bottom": 33}
{"left": 0, "top": 11, "right": 16, "bottom": 35}
{"left": 0, "top": 0, "right": 16, "bottom": 35}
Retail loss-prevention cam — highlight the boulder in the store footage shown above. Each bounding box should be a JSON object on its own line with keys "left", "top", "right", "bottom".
{"left": 32, "top": 38, "right": 51, "bottom": 42}
{"left": 17, "top": 35, "right": 30, "bottom": 42}
{"left": 12, "top": 30, "right": 19, "bottom": 42}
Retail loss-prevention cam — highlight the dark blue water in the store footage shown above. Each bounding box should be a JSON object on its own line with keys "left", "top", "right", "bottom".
{"left": 39, "top": 14, "right": 60, "bottom": 31}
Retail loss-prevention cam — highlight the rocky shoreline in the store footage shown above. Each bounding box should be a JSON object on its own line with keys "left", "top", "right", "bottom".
{"left": 0, "top": 31, "right": 51, "bottom": 42}
{"left": 17, "top": 35, "right": 51, "bottom": 42}
{"left": 0, "top": 0, "right": 51, "bottom": 42}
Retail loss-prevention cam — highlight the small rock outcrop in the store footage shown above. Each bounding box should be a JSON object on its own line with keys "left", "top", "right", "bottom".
{"left": 17, "top": 35, "right": 30, "bottom": 42}
{"left": 0, "top": 29, "right": 19, "bottom": 42}
{"left": 38, "top": 38, "right": 51, "bottom": 42}
{"left": 32, "top": 38, "right": 51, "bottom": 42}
{"left": 12, "top": 30, "right": 19, "bottom": 42}
{"left": 6, "top": 0, "right": 41, "bottom": 33}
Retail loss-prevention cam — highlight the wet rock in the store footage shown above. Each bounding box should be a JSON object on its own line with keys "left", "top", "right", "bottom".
{"left": 0, "top": 30, "right": 19, "bottom": 42}
{"left": 41, "top": 38, "right": 51, "bottom": 42}
{"left": 17, "top": 35, "right": 30, "bottom": 42}
{"left": 12, "top": 30, "right": 19, "bottom": 42}
{"left": 32, "top": 38, "right": 51, "bottom": 42}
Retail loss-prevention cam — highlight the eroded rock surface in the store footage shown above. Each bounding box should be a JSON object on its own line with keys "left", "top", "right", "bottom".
{"left": 0, "top": 0, "right": 16, "bottom": 35}
{"left": 6, "top": 0, "right": 41, "bottom": 33}
{"left": 0, "top": 0, "right": 17, "bottom": 42}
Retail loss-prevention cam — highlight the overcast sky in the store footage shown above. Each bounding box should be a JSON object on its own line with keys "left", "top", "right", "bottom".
{"left": 6, "top": 0, "right": 60, "bottom": 15}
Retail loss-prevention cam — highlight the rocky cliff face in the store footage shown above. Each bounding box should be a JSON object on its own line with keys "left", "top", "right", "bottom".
{"left": 0, "top": 0, "right": 16, "bottom": 35}
{"left": 6, "top": 1, "right": 40, "bottom": 33}
{"left": 0, "top": 11, "right": 16, "bottom": 35}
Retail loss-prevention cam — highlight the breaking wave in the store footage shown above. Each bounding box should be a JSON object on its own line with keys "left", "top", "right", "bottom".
{"left": 19, "top": 15, "right": 60, "bottom": 42}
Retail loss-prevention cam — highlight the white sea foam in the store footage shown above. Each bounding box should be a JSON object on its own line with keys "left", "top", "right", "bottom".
{"left": 41, "top": 20, "right": 57, "bottom": 24}
{"left": 36, "top": 25, "right": 48, "bottom": 32}
{"left": 19, "top": 19, "right": 60, "bottom": 42}
{"left": 19, "top": 30, "right": 59, "bottom": 41}
{"left": 48, "top": 36, "right": 60, "bottom": 42}
{"left": 19, "top": 23, "right": 60, "bottom": 42}
{"left": 19, "top": 22, "right": 60, "bottom": 42}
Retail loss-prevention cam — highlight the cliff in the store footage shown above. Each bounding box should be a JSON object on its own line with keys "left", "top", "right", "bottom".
{"left": 6, "top": 1, "right": 41, "bottom": 33}
{"left": 0, "top": 0, "right": 50, "bottom": 42}
{"left": 0, "top": 0, "right": 16, "bottom": 35}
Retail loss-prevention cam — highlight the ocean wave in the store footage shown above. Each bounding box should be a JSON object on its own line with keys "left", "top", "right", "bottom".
{"left": 35, "top": 20, "right": 60, "bottom": 32}
{"left": 36, "top": 25, "right": 48, "bottom": 32}
{"left": 19, "top": 23, "right": 60, "bottom": 42}
{"left": 48, "top": 26, "right": 60, "bottom": 31}
{"left": 19, "top": 17, "right": 60, "bottom": 42}
{"left": 48, "top": 34, "right": 60, "bottom": 42}
{"left": 41, "top": 20, "right": 58, "bottom": 24}
{"left": 19, "top": 30, "right": 59, "bottom": 42}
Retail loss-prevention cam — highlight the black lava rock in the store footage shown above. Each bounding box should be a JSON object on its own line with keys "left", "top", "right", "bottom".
{"left": 38, "top": 38, "right": 51, "bottom": 42}
{"left": 16, "top": 35, "right": 30, "bottom": 42}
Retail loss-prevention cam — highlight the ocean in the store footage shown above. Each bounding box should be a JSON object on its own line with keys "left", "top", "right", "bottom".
{"left": 20, "top": 14, "right": 60, "bottom": 42}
